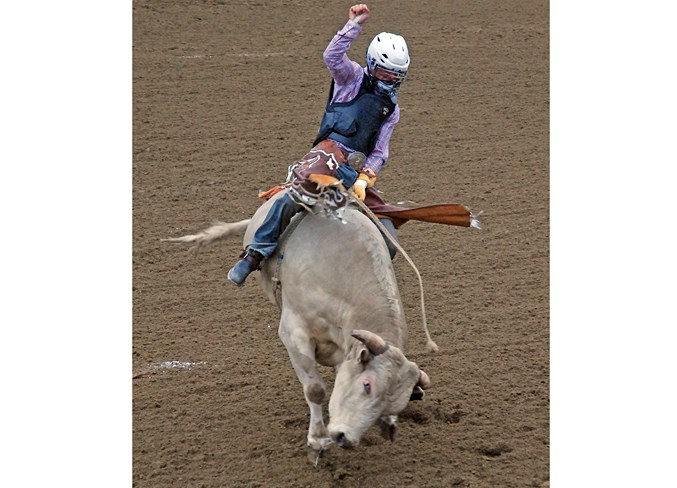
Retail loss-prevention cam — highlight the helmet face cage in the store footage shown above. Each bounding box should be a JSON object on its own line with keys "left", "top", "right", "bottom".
{"left": 366, "top": 56, "right": 407, "bottom": 88}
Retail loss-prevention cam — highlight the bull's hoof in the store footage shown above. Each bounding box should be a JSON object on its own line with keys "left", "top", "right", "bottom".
{"left": 306, "top": 445, "right": 326, "bottom": 467}
{"left": 306, "top": 435, "right": 332, "bottom": 466}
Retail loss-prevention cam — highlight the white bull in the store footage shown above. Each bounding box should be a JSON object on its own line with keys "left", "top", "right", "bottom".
{"left": 167, "top": 190, "right": 432, "bottom": 455}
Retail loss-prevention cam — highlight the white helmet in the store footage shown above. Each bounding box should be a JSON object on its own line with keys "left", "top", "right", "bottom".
{"left": 366, "top": 32, "right": 410, "bottom": 93}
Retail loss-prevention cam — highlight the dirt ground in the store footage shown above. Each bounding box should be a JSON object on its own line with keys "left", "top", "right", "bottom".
{"left": 133, "top": 0, "right": 549, "bottom": 486}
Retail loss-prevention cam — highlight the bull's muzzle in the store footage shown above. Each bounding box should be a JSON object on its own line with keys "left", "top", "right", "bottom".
{"left": 331, "top": 431, "right": 354, "bottom": 449}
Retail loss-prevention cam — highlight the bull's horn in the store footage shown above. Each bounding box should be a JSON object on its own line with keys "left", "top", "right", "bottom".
{"left": 418, "top": 369, "right": 431, "bottom": 389}
{"left": 351, "top": 330, "right": 389, "bottom": 355}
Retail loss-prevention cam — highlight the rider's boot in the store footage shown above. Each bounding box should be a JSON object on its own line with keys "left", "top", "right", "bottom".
{"left": 227, "top": 249, "right": 264, "bottom": 286}
{"left": 227, "top": 193, "right": 303, "bottom": 286}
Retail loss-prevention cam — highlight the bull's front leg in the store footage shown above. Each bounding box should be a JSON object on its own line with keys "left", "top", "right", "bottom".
{"left": 278, "top": 310, "right": 332, "bottom": 454}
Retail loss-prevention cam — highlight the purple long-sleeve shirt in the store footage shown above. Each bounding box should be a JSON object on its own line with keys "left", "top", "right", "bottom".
{"left": 322, "top": 20, "right": 400, "bottom": 175}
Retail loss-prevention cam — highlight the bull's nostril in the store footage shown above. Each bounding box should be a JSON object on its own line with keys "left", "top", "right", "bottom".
{"left": 335, "top": 432, "right": 345, "bottom": 447}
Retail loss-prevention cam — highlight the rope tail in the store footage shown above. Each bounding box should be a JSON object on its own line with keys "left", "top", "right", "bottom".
{"left": 350, "top": 195, "right": 439, "bottom": 353}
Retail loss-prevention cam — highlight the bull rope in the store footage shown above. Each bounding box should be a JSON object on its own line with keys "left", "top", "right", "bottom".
{"left": 349, "top": 194, "right": 439, "bottom": 353}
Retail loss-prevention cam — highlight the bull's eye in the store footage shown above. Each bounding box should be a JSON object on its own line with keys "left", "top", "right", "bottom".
{"left": 363, "top": 380, "right": 371, "bottom": 395}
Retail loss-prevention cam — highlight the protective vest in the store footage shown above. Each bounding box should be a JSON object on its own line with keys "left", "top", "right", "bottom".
{"left": 313, "top": 75, "right": 396, "bottom": 156}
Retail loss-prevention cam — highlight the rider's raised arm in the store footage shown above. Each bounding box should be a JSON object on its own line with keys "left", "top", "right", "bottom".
{"left": 322, "top": 12, "right": 366, "bottom": 86}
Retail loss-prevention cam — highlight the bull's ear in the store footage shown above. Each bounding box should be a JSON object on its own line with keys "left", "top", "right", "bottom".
{"left": 410, "top": 369, "right": 431, "bottom": 401}
{"left": 410, "top": 385, "right": 425, "bottom": 401}
{"left": 358, "top": 347, "right": 371, "bottom": 364}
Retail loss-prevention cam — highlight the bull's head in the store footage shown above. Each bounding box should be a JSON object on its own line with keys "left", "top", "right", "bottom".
{"left": 327, "top": 329, "right": 432, "bottom": 448}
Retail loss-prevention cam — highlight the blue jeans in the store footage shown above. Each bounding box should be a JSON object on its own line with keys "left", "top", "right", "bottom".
{"left": 247, "top": 194, "right": 303, "bottom": 258}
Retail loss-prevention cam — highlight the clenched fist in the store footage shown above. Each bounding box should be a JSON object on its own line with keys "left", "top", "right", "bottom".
{"left": 349, "top": 4, "right": 370, "bottom": 24}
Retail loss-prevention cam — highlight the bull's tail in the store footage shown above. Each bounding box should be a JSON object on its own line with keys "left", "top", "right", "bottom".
{"left": 162, "top": 219, "right": 251, "bottom": 253}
